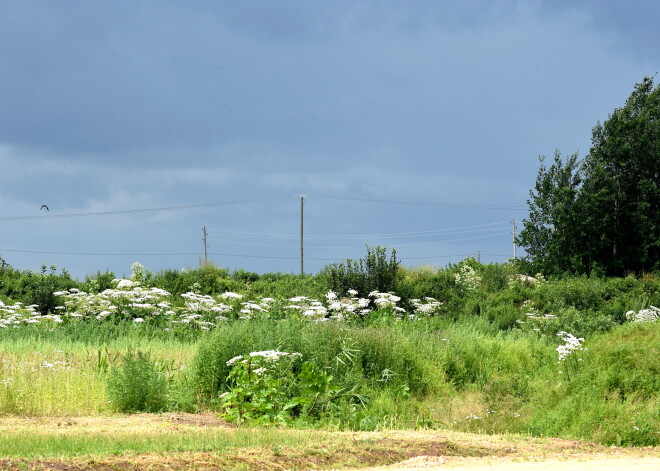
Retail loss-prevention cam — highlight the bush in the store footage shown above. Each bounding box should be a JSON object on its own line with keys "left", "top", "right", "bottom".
{"left": 107, "top": 350, "right": 168, "bottom": 413}
{"left": 191, "top": 319, "right": 438, "bottom": 408}
{"left": 248, "top": 273, "right": 326, "bottom": 299}
{"left": 151, "top": 264, "right": 235, "bottom": 297}
{"left": 396, "top": 266, "right": 463, "bottom": 314}
{"left": 321, "top": 246, "right": 399, "bottom": 298}
{"left": 0, "top": 262, "right": 79, "bottom": 315}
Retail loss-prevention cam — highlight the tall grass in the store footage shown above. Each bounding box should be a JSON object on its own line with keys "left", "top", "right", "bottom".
{"left": 0, "top": 326, "right": 197, "bottom": 415}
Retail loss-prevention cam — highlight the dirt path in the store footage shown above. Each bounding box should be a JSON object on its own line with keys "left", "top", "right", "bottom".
{"left": 0, "top": 414, "right": 657, "bottom": 470}
{"left": 364, "top": 455, "right": 660, "bottom": 470}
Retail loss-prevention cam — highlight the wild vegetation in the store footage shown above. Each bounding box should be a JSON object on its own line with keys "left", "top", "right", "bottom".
{"left": 0, "top": 253, "right": 658, "bottom": 448}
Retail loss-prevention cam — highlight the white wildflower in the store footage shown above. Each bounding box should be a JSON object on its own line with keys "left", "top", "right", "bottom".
{"left": 226, "top": 355, "right": 243, "bottom": 366}
{"left": 556, "top": 331, "right": 585, "bottom": 362}
{"left": 626, "top": 306, "right": 659, "bottom": 323}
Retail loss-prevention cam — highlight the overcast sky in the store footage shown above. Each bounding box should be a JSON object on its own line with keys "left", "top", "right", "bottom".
{"left": 1, "top": 0, "right": 658, "bottom": 279}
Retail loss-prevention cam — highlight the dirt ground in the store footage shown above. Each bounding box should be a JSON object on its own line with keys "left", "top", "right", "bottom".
{"left": 0, "top": 413, "right": 657, "bottom": 470}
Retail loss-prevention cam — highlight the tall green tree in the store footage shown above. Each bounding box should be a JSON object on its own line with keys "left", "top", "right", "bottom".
{"left": 582, "top": 76, "right": 659, "bottom": 275}
{"left": 517, "top": 151, "right": 585, "bottom": 275}
{"left": 518, "top": 77, "right": 660, "bottom": 276}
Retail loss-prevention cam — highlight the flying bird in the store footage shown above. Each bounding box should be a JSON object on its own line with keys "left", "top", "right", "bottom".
{"left": 40, "top": 205, "right": 49, "bottom": 211}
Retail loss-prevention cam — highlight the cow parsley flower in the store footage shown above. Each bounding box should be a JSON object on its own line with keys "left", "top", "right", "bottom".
{"left": 626, "top": 306, "right": 659, "bottom": 323}
{"left": 556, "top": 331, "right": 585, "bottom": 362}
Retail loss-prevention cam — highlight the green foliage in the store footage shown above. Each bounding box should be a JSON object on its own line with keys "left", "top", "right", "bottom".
{"left": 219, "top": 353, "right": 341, "bottom": 425}
{"left": 0, "top": 264, "right": 77, "bottom": 315}
{"left": 247, "top": 273, "right": 326, "bottom": 299}
{"left": 517, "top": 151, "right": 585, "bottom": 275}
{"left": 80, "top": 271, "right": 116, "bottom": 293}
{"left": 150, "top": 264, "right": 235, "bottom": 297}
{"left": 525, "top": 323, "right": 660, "bottom": 446}
{"left": 321, "top": 245, "right": 399, "bottom": 297}
{"left": 583, "top": 76, "right": 660, "bottom": 275}
{"left": 519, "top": 76, "right": 660, "bottom": 276}
{"left": 396, "top": 265, "right": 463, "bottom": 314}
{"left": 191, "top": 320, "right": 435, "bottom": 411}
{"left": 106, "top": 350, "right": 168, "bottom": 413}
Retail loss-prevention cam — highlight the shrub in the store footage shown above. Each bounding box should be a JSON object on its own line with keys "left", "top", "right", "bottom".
{"left": 107, "top": 350, "right": 168, "bottom": 413}
{"left": 191, "top": 319, "right": 437, "bottom": 407}
{"left": 321, "top": 246, "right": 399, "bottom": 298}
{"left": 151, "top": 264, "right": 235, "bottom": 297}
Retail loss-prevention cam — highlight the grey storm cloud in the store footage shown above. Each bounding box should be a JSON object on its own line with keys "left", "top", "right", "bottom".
{"left": 0, "top": 1, "right": 657, "bottom": 277}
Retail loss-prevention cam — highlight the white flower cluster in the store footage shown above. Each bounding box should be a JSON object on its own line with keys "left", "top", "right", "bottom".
{"left": 284, "top": 290, "right": 411, "bottom": 321}
{"left": 238, "top": 299, "right": 270, "bottom": 319}
{"left": 226, "top": 350, "right": 302, "bottom": 366}
{"left": 284, "top": 295, "right": 329, "bottom": 320}
{"left": 53, "top": 280, "right": 241, "bottom": 329}
{"left": 625, "top": 306, "right": 659, "bottom": 323}
{"left": 3, "top": 282, "right": 445, "bottom": 330}
{"left": 556, "top": 331, "right": 585, "bottom": 362}
{"left": 522, "top": 312, "right": 557, "bottom": 320}
{"left": 179, "top": 292, "right": 231, "bottom": 327}
{"left": 411, "top": 297, "right": 443, "bottom": 317}
{"left": 369, "top": 291, "right": 402, "bottom": 309}
{"left": 55, "top": 280, "right": 174, "bottom": 322}
{"left": 325, "top": 290, "right": 371, "bottom": 320}
{"left": 454, "top": 263, "right": 481, "bottom": 291}
{"left": 0, "top": 300, "right": 62, "bottom": 328}
{"left": 508, "top": 273, "right": 543, "bottom": 288}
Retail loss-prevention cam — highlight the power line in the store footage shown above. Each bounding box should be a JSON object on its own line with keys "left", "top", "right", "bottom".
{"left": 393, "top": 232, "right": 508, "bottom": 247}
{"left": 205, "top": 221, "right": 511, "bottom": 240}
{"left": 207, "top": 229, "right": 508, "bottom": 249}
{"left": 0, "top": 194, "right": 529, "bottom": 222}
{"left": 0, "top": 247, "right": 509, "bottom": 263}
{"left": 402, "top": 253, "right": 509, "bottom": 260}
{"left": 206, "top": 237, "right": 363, "bottom": 250}
{"left": 0, "top": 248, "right": 203, "bottom": 256}
{"left": 0, "top": 247, "right": 342, "bottom": 261}
{"left": 312, "top": 195, "right": 527, "bottom": 210}
{"left": 0, "top": 196, "right": 290, "bottom": 221}
{"left": 306, "top": 227, "right": 509, "bottom": 241}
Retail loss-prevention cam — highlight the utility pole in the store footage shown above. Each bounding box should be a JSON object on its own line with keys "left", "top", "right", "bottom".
{"left": 477, "top": 250, "right": 481, "bottom": 263}
{"left": 202, "top": 226, "right": 208, "bottom": 266}
{"left": 299, "top": 194, "right": 306, "bottom": 275}
{"left": 510, "top": 220, "right": 517, "bottom": 259}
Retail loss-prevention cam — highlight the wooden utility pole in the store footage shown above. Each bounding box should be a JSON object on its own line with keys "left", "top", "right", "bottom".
{"left": 299, "top": 194, "right": 306, "bottom": 275}
{"left": 202, "top": 226, "right": 208, "bottom": 266}
{"left": 511, "top": 220, "right": 517, "bottom": 259}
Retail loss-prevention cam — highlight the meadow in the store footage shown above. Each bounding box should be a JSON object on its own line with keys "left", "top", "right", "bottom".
{"left": 0, "top": 255, "right": 658, "bottom": 466}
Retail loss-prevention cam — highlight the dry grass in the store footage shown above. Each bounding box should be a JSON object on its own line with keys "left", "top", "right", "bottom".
{"left": 0, "top": 414, "right": 657, "bottom": 470}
